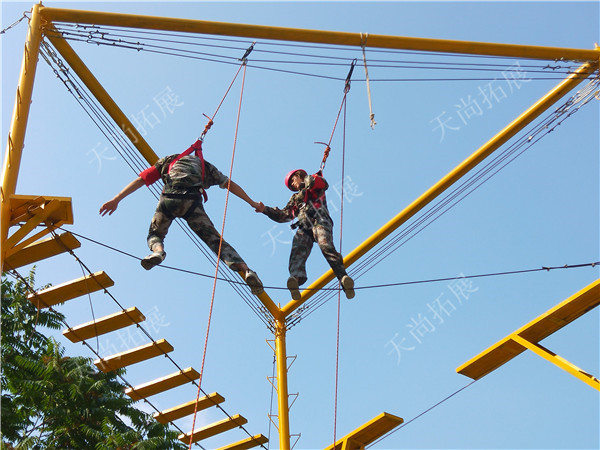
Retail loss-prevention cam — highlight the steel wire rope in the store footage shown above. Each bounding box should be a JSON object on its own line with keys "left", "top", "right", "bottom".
{"left": 3, "top": 267, "right": 206, "bottom": 449}
{"left": 288, "top": 74, "right": 600, "bottom": 327}
{"left": 51, "top": 22, "right": 589, "bottom": 71}
{"left": 40, "top": 37, "right": 272, "bottom": 329}
{"left": 48, "top": 24, "right": 595, "bottom": 82}
{"left": 47, "top": 226, "right": 599, "bottom": 294}
{"left": 44, "top": 228, "right": 269, "bottom": 449}
{"left": 51, "top": 24, "right": 583, "bottom": 74}
{"left": 367, "top": 380, "right": 478, "bottom": 448}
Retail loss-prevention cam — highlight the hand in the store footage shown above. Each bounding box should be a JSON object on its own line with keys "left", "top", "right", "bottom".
{"left": 254, "top": 201, "right": 265, "bottom": 213}
{"left": 99, "top": 199, "right": 119, "bottom": 216}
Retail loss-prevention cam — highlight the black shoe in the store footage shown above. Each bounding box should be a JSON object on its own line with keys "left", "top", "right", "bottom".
{"left": 245, "top": 270, "right": 264, "bottom": 296}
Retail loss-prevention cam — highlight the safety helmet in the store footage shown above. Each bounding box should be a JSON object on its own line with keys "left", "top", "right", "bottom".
{"left": 284, "top": 169, "right": 307, "bottom": 191}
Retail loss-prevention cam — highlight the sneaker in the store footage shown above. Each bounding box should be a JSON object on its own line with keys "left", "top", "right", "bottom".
{"left": 245, "top": 270, "right": 264, "bottom": 296}
{"left": 287, "top": 276, "right": 301, "bottom": 300}
{"left": 141, "top": 251, "right": 166, "bottom": 270}
{"left": 341, "top": 275, "right": 355, "bottom": 299}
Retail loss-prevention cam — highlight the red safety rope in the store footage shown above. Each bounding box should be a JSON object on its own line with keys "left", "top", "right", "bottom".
{"left": 188, "top": 61, "right": 248, "bottom": 450}
{"left": 332, "top": 94, "right": 347, "bottom": 448}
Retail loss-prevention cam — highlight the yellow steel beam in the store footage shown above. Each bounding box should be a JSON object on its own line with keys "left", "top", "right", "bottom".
{"left": 44, "top": 27, "right": 158, "bottom": 166}
{"left": 38, "top": 7, "right": 600, "bottom": 61}
{"left": 323, "top": 412, "right": 404, "bottom": 450}
{"left": 281, "top": 60, "right": 599, "bottom": 318}
{"left": 457, "top": 278, "right": 600, "bottom": 383}
{"left": 275, "top": 319, "right": 291, "bottom": 450}
{"left": 511, "top": 334, "right": 600, "bottom": 391}
{"left": 125, "top": 367, "right": 200, "bottom": 400}
{"left": 1, "top": 4, "right": 43, "bottom": 272}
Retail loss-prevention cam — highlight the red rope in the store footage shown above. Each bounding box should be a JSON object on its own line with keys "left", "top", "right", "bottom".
{"left": 188, "top": 63, "right": 247, "bottom": 449}
{"left": 333, "top": 90, "right": 347, "bottom": 448}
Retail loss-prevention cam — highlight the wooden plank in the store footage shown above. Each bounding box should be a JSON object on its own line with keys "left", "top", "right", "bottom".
{"left": 125, "top": 367, "right": 200, "bottom": 401}
{"left": 153, "top": 392, "right": 225, "bottom": 424}
{"left": 63, "top": 307, "right": 145, "bottom": 343}
{"left": 27, "top": 271, "right": 114, "bottom": 308}
{"left": 4, "top": 232, "right": 81, "bottom": 269}
{"left": 323, "top": 412, "right": 404, "bottom": 450}
{"left": 217, "top": 434, "right": 268, "bottom": 450}
{"left": 457, "top": 278, "right": 600, "bottom": 380}
{"left": 94, "top": 339, "right": 173, "bottom": 373}
{"left": 178, "top": 414, "right": 248, "bottom": 445}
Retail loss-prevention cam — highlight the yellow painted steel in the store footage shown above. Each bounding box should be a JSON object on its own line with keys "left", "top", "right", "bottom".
{"left": 27, "top": 270, "right": 114, "bottom": 309}
{"left": 281, "top": 60, "right": 599, "bottom": 318}
{"left": 275, "top": 319, "right": 291, "bottom": 450}
{"left": 511, "top": 334, "right": 600, "bottom": 391}
{"left": 1, "top": 4, "right": 43, "bottom": 273}
{"left": 3, "top": 231, "right": 80, "bottom": 270}
{"left": 323, "top": 412, "right": 404, "bottom": 450}
{"left": 457, "top": 278, "right": 600, "bottom": 389}
{"left": 38, "top": 7, "right": 600, "bottom": 61}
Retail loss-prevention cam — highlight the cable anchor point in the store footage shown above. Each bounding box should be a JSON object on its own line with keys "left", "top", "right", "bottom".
{"left": 239, "top": 41, "right": 256, "bottom": 64}
{"left": 344, "top": 59, "right": 357, "bottom": 93}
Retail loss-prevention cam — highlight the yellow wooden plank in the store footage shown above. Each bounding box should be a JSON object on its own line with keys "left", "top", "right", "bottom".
{"left": 457, "top": 278, "right": 600, "bottom": 380}
{"left": 27, "top": 271, "right": 114, "bottom": 309}
{"left": 217, "top": 434, "right": 268, "bottom": 450}
{"left": 126, "top": 367, "right": 200, "bottom": 401}
{"left": 94, "top": 339, "right": 173, "bottom": 373}
{"left": 178, "top": 414, "right": 248, "bottom": 445}
{"left": 9, "top": 194, "right": 73, "bottom": 226}
{"left": 153, "top": 392, "right": 225, "bottom": 424}
{"left": 323, "top": 412, "right": 404, "bottom": 450}
{"left": 62, "top": 307, "right": 145, "bottom": 343}
{"left": 4, "top": 231, "right": 81, "bottom": 269}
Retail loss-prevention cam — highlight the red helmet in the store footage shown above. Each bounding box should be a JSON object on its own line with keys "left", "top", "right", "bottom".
{"left": 284, "top": 169, "right": 307, "bottom": 191}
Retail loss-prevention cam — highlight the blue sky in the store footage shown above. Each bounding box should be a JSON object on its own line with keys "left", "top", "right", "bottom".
{"left": 2, "top": 1, "right": 599, "bottom": 449}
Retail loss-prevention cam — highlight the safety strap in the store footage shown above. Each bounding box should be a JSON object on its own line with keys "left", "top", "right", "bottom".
{"left": 167, "top": 139, "right": 208, "bottom": 202}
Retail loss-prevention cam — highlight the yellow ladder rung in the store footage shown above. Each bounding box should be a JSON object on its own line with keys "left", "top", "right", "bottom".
{"left": 153, "top": 392, "right": 225, "bottom": 424}
{"left": 217, "top": 434, "right": 269, "bottom": 450}
{"left": 178, "top": 414, "right": 248, "bottom": 445}
{"left": 94, "top": 339, "right": 173, "bottom": 373}
{"left": 126, "top": 367, "right": 200, "bottom": 401}
{"left": 27, "top": 271, "right": 114, "bottom": 309}
{"left": 4, "top": 231, "right": 81, "bottom": 270}
{"left": 63, "top": 307, "right": 145, "bottom": 343}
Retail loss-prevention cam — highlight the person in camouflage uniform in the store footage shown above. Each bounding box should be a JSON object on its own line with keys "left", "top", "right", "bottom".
{"left": 255, "top": 169, "right": 354, "bottom": 300}
{"left": 99, "top": 144, "right": 264, "bottom": 295}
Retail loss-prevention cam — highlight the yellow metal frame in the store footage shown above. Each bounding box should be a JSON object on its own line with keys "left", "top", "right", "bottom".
{"left": 2, "top": 4, "right": 598, "bottom": 448}
{"left": 457, "top": 279, "right": 600, "bottom": 390}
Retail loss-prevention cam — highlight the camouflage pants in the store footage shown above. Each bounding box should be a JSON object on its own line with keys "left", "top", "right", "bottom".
{"left": 289, "top": 220, "right": 347, "bottom": 285}
{"left": 147, "top": 194, "right": 246, "bottom": 271}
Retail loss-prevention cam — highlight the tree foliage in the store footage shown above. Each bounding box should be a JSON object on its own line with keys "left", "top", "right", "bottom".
{"left": 1, "top": 271, "right": 186, "bottom": 449}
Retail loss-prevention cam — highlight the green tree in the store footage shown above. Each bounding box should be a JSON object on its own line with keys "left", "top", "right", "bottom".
{"left": 1, "top": 271, "right": 186, "bottom": 449}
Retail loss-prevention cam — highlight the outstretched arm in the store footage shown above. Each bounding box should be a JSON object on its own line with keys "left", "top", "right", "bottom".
{"left": 227, "top": 179, "right": 263, "bottom": 211}
{"left": 99, "top": 176, "right": 145, "bottom": 216}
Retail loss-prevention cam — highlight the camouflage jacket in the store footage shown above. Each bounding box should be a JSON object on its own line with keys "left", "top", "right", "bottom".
{"left": 140, "top": 154, "right": 228, "bottom": 195}
{"left": 263, "top": 173, "right": 332, "bottom": 229}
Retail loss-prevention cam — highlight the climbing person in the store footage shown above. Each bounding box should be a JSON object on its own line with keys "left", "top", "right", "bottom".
{"left": 254, "top": 169, "right": 354, "bottom": 300}
{"left": 99, "top": 141, "right": 264, "bottom": 296}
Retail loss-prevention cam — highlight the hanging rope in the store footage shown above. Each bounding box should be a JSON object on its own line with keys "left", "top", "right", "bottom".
{"left": 317, "top": 59, "right": 356, "bottom": 173}
{"left": 188, "top": 55, "right": 250, "bottom": 450}
{"left": 332, "top": 87, "right": 348, "bottom": 448}
{"left": 360, "top": 33, "right": 377, "bottom": 129}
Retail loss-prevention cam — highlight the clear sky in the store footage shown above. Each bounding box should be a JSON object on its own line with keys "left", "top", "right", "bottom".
{"left": 2, "top": 1, "right": 599, "bottom": 449}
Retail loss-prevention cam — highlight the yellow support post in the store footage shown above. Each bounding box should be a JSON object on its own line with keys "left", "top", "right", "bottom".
{"left": 281, "top": 60, "right": 598, "bottom": 318}
{"left": 1, "top": 4, "right": 43, "bottom": 273}
{"left": 275, "top": 318, "right": 291, "bottom": 450}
